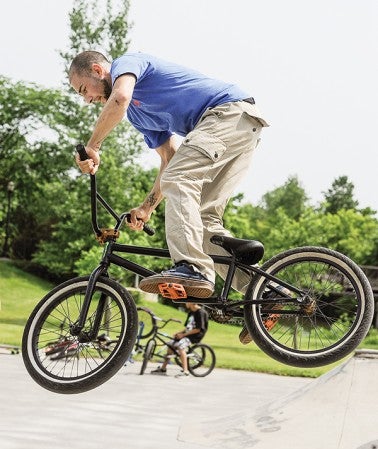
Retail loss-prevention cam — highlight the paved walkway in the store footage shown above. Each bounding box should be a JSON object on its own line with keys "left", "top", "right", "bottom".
{"left": 0, "top": 355, "right": 310, "bottom": 449}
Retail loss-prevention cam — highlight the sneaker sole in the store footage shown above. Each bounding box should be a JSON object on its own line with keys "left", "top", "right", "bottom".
{"left": 139, "top": 275, "right": 214, "bottom": 298}
{"left": 239, "top": 327, "right": 253, "bottom": 345}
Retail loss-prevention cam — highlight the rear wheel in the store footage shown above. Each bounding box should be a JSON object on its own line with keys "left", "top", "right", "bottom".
{"left": 22, "top": 276, "right": 138, "bottom": 394}
{"left": 244, "top": 247, "right": 374, "bottom": 367}
{"left": 187, "top": 343, "right": 216, "bottom": 377}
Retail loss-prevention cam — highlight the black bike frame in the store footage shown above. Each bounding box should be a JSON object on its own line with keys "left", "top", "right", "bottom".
{"left": 70, "top": 173, "right": 303, "bottom": 337}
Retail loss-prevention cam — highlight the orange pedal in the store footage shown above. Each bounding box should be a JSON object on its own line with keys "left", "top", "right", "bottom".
{"left": 158, "top": 283, "right": 187, "bottom": 300}
{"left": 263, "top": 314, "right": 280, "bottom": 331}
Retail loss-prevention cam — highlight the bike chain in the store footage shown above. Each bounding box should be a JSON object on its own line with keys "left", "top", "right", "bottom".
{"left": 208, "top": 307, "right": 306, "bottom": 326}
{"left": 208, "top": 309, "right": 245, "bottom": 326}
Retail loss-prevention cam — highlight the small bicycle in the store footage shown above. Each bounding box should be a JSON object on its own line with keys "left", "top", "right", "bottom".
{"left": 43, "top": 318, "right": 117, "bottom": 361}
{"left": 22, "top": 145, "right": 374, "bottom": 394}
{"left": 136, "top": 307, "right": 216, "bottom": 377}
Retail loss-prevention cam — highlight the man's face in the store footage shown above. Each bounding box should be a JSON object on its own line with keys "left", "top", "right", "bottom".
{"left": 70, "top": 67, "right": 112, "bottom": 105}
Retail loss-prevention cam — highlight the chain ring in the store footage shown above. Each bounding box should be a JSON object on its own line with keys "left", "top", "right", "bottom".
{"left": 208, "top": 308, "right": 244, "bottom": 326}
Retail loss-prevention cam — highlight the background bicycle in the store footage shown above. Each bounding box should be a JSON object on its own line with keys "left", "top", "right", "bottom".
{"left": 43, "top": 319, "right": 118, "bottom": 361}
{"left": 137, "top": 309, "right": 216, "bottom": 377}
{"left": 127, "top": 306, "right": 158, "bottom": 362}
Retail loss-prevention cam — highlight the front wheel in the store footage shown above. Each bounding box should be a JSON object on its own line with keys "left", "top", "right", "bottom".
{"left": 187, "top": 343, "right": 216, "bottom": 377}
{"left": 22, "top": 276, "right": 138, "bottom": 394}
{"left": 244, "top": 247, "right": 374, "bottom": 368}
{"left": 140, "top": 339, "right": 156, "bottom": 375}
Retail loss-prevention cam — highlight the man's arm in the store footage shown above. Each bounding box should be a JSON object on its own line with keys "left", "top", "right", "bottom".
{"left": 76, "top": 74, "right": 136, "bottom": 175}
{"left": 127, "top": 135, "right": 179, "bottom": 230}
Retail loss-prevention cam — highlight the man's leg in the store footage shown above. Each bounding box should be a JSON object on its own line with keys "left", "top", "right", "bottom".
{"left": 160, "top": 144, "right": 219, "bottom": 282}
{"left": 163, "top": 101, "right": 262, "bottom": 284}
{"left": 201, "top": 146, "right": 257, "bottom": 293}
{"left": 139, "top": 101, "right": 265, "bottom": 297}
{"left": 199, "top": 102, "right": 263, "bottom": 292}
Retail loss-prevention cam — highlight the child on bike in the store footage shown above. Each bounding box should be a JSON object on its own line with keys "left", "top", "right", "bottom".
{"left": 151, "top": 303, "right": 209, "bottom": 377}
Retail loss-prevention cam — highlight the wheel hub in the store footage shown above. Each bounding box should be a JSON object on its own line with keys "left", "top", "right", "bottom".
{"left": 300, "top": 294, "right": 317, "bottom": 315}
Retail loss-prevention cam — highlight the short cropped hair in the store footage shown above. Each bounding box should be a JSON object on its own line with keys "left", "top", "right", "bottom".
{"left": 69, "top": 51, "right": 110, "bottom": 80}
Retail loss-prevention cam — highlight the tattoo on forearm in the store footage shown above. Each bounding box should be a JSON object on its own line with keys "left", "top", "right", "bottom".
{"left": 146, "top": 193, "right": 157, "bottom": 207}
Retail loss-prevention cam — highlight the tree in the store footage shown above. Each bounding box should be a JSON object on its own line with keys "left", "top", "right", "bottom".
{"left": 260, "top": 175, "right": 308, "bottom": 220}
{"left": 222, "top": 176, "right": 378, "bottom": 266}
{"left": 60, "top": 0, "right": 132, "bottom": 71}
{"left": 0, "top": 77, "right": 84, "bottom": 259}
{"left": 322, "top": 175, "right": 359, "bottom": 214}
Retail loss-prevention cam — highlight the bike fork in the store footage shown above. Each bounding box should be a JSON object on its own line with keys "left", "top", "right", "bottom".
{"left": 70, "top": 263, "right": 109, "bottom": 341}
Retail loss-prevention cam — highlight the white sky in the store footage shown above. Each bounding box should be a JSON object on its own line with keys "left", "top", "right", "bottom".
{"left": 1, "top": 0, "right": 377, "bottom": 211}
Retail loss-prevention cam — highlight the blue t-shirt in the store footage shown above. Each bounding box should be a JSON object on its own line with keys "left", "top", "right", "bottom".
{"left": 110, "top": 53, "right": 249, "bottom": 148}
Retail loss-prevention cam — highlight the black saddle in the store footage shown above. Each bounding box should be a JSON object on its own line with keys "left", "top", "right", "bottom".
{"left": 210, "top": 235, "right": 264, "bottom": 265}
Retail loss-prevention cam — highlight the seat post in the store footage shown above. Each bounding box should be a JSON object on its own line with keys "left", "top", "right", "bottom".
{"left": 220, "top": 257, "right": 237, "bottom": 300}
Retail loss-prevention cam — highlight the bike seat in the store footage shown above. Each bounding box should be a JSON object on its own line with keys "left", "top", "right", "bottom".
{"left": 210, "top": 235, "right": 264, "bottom": 265}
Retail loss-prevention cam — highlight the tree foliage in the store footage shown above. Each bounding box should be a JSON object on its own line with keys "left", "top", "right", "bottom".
{"left": 260, "top": 175, "right": 308, "bottom": 220}
{"left": 60, "top": 0, "right": 132, "bottom": 70}
{"left": 224, "top": 177, "right": 378, "bottom": 266}
{"left": 322, "top": 175, "right": 359, "bottom": 214}
{"left": 0, "top": 77, "right": 82, "bottom": 259}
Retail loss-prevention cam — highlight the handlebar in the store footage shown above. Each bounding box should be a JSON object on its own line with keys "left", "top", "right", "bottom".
{"left": 153, "top": 315, "right": 182, "bottom": 328}
{"left": 76, "top": 144, "right": 91, "bottom": 163}
{"left": 76, "top": 144, "right": 155, "bottom": 238}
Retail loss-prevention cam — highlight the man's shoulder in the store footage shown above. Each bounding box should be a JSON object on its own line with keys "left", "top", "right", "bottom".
{"left": 111, "top": 53, "right": 156, "bottom": 83}
{"left": 112, "top": 52, "right": 149, "bottom": 66}
{"left": 113, "top": 52, "right": 164, "bottom": 65}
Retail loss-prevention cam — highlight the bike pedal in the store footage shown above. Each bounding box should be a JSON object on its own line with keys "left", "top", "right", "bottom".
{"left": 263, "top": 314, "right": 280, "bottom": 331}
{"left": 158, "top": 283, "right": 187, "bottom": 300}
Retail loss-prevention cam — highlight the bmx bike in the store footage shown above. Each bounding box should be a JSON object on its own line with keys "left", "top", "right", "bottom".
{"left": 22, "top": 145, "right": 374, "bottom": 394}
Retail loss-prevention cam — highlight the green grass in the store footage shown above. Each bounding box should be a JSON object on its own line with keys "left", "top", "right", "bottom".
{"left": 1, "top": 259, "right": 377, "bottom": 378}
{"left": 0, "top": 260, "right": 53, "bottom": 346}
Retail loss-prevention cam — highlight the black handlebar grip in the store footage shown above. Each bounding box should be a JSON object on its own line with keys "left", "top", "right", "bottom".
{"left": 125, "top": 213, "right": 155, "bottom": 236}
{"left": 142, "top": 222, "right": 155, "bottom": 236}
{"left": 76, "top": 144, "right": 88, "bottom": 161}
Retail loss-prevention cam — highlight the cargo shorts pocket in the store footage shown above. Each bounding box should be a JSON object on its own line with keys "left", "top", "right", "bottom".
{"left": 183, "top": 130, "right": 227, "bottom": 162}
{"left": 239, "top": 102, "right": 269, "bottom": 128}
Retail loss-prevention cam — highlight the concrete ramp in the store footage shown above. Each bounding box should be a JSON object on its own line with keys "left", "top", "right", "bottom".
{"left": 178, "top": 350, "right": 378, "bottom": 449}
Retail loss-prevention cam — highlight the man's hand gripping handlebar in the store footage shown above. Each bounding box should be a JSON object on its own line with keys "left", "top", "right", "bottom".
{"left": 76, "top": 144, "right": 155, "bottom": 237}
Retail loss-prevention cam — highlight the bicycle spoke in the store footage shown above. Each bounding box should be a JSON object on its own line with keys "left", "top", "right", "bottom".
{"left": 30, "top": 285, "right": 127, "bottom": 379}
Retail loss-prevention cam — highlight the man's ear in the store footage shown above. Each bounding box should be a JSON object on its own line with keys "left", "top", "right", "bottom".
{"left": 91, "top": 63, "right": 104, "bottom": 78}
